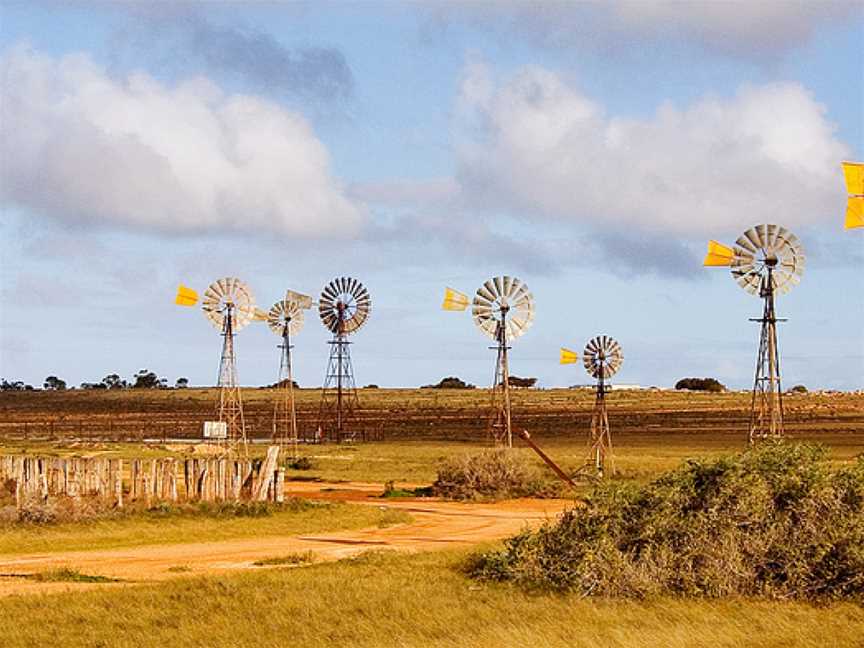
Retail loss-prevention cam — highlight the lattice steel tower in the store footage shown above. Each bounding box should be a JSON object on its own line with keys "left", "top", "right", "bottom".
{"left": 703, "top": 224, "right": 805, "bottom": 444}
{"left": 176, "top": 277, "right": 256, "bottom": 458}
{"left": 266, "top": 297, "right": 305, "bottom": 457}
{"left": 317, "top": 278, "right": 371, "bottom": 441}
{"left": 443, "top": 276, "right": 535, "bottom": 448}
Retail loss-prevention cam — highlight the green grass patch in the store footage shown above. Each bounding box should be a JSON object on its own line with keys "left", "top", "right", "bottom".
{"left": 253, "top": 551, "right": 315, "bottom": 567}
{"left": 30, "top": 568, "right": 121, "bottom": 583}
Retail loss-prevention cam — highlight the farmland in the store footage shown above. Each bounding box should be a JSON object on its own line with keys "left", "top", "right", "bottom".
{"left": 2, "top": 386, "right": 862, "bottom": 442}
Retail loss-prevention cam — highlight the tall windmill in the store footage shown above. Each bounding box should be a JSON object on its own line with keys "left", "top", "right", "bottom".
{"left": 175, "top": 278, "right": 256, "bottom": 456}
{"left": 704, "top": 224, "right": 805, "bottom": 443}
{"left": 443, "top": 277, "right": 535, "bottom": 448}
{"left": 842, "top": 161, "right": 864, "bottom": 229}
{"left": 264, "top": 290, "right": 312, "bottom": 457}
{"left": 317, "top": 277, "right": 371, "bottom": 441}
{"left": 561, "top": 337, "right": 623, "bottom": 478}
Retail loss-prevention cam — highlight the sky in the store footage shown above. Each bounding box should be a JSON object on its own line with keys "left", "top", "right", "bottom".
{"left": 1, "top": 1, "right": 862, "bottom": 391}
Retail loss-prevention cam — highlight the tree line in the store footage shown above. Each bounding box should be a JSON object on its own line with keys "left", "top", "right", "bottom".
{"left": 1, "top": 370, "right": 189, "bottom": 392}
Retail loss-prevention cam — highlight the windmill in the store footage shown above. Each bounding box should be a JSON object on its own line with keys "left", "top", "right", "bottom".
{"left": 264, "top": 290, "right": 312, "bottom": 457}
{"left": 842, "top": 161, "right": 864, "bottom": 229}
{"left": 175, "top": 278, "right": 256, "bottom": 456}
{"left": 317, "top": 277, "right": 371, "bottom": 441}
{"left": 561, "top": 337, "right": 623, "bottom": 478}
{"left": 443, "top": 277, "right": 535, "bottom": 448}
{"left": 703, "top": 224, "right": 805, "bottom": 443}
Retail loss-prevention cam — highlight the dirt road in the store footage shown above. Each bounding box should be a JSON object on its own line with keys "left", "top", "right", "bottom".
{"left": 0, "top": 482, "right": 572, "bottom": 597}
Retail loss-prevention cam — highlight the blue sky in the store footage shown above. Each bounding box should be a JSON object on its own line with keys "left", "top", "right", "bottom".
{"left": 1, "top": 2, "right": 862, "bottom": 391}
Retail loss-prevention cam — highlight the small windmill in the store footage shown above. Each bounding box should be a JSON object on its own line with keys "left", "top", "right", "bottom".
{"left": 842, "top": 161, "right": 864, "bottom": 229}
{"left": 264, "top": 290, "right": 312, "bottom": 457}
{"left": 175, "top": 278, "right": 256, "bottom": 457}
{"left": 443, "top": 277, "right": 535, "bottom": 448}
{"left": 317, "top": 277, "right": 371, "bottom": 441}
{"left": 704, "top": 224, "right": 805, "bottom": 443}
{"left": 561, "top": 337, "right": 623, "bottom": 478}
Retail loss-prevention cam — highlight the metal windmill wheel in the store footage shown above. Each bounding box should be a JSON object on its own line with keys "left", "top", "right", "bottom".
{"left": 201, "top": 277, "right": 256, "bottom": 332}
{"left": 583, "top": 336, "right": 623, "bottom": 380}
{"left": 731, "top": 224, "right": 805, "bottom": 296}
{"left": 318, "top": 277, "right": 371, "bottom": 335}
{"left": 471, "top": 276, "right": 535, "bottom": 341}
{"left": 267, "top": 299, "right": 305, "bottom": 337}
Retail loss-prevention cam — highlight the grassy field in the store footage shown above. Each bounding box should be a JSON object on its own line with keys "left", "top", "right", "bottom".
{"left": 0, "top": 501, "right": 410, "bottom": 554}
{"left": 2, "top": 435, "right": 861, "bottom": 487}
{"left": 1, "top": 389, "right": 862, "bottom": 646}
{"left": 0, "top": 549, "right": 861, "bottom": 648}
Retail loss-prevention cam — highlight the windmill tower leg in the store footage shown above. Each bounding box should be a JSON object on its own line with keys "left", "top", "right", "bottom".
{"left": 319, "top": 334, "right": 359, "bottom": 442}
{"left": 273, "top": 330, "right": 299, "bottom": 458}
{"left": 748, "top": 272, "right": 785, "bottom": 444}
{"left": 217, "top": 308, "right": 248, "bottom": 458}
{"left": 489, "top": 317, "right": 512, "bottom": 448}
{"left": 588, "top": 375, "right": 612, "bottom": 478}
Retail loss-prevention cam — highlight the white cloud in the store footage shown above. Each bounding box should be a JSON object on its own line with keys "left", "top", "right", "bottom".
{"left": 456, "top": 63, "right": 849, "bottom": 237}
{"left": 0, "top": 45, "right": 364, "bottom": 237}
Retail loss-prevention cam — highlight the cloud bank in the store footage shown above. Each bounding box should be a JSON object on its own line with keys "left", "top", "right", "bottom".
{"left": 435, "top": 1, "right": 860, "bottom": 58}
{"left": 111, "top": 10, "right": 353, "bottom": 106}
{"left": 1, "top": 46, "right": 363, "bottom": 237}
{"left": 455, "top": 62, "right": 849, "bottom": 238}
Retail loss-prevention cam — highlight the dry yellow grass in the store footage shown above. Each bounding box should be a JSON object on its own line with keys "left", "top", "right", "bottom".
{"left": 0, "top": 550, "right": 861, "bottom": 647}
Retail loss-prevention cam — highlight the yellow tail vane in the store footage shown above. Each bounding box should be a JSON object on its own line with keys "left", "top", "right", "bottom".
{"left": 842, "top": 161, "right": 864, "bottom": 196}
{"left": 175, "top": 284, "right": 198, "bottom": 306}
{"left": 842, "top": 163, "right": 864, "bottom": 229}
{"left": 442, "top": 287, "right": 470, "bottom": 311}
{"left": 703, "top": 240, "right": 734, "bottom": 266}
{"left": 846, "top": 197, "right": 864, "bottom": 229}
{"left": 559, "top": 347, "right": 579, "bottom": 365}
{"left": 253, "top": 308, "right": 268, "bottom": 321}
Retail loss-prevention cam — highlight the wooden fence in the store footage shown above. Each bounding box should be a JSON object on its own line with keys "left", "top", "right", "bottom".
{"left": 0, "top": 446, "right": 285, "bottom": 509}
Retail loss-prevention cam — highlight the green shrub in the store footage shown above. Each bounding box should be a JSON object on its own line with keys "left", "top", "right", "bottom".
{"left": 433, "top": 450, "right": 560, "bottom": 501}
{"left": 287, "top": 456, "right": 314, "bottom": 470}
{"left": 468, "top": 443, "right": 864, "bottom": 601}
{"left": 674, "top": 377, "right": 726, "bottom": 392}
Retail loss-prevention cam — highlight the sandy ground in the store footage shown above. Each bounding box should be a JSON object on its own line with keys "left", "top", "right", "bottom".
{"left": 0, "top": 481, "right": 573, "bottom": 597}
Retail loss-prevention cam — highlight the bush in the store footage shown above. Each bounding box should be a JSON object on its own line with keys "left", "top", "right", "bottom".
{"left": 287, "top": 456, "right": 314, "bottom": 470}
{"left": 674, "top": 377, "right": 726, "bottom": 392}
{"left": 468, "top": 443, "right": 864, "bottom": 601}
{"left": 422, "top": 377, "right": 475, "bottom": 389}
{"left": 789, "top": 384, "right": 808, "bottom": 394}
{"left": 433, "top": 450, "right": 559, "bottom": 501}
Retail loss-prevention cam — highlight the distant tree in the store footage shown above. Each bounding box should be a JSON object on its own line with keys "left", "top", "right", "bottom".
{"left": 789, "top": 385, "right": 808, "bottom": 394}
{"left": 43, "top": 376, "right": 67, "bottom": 391}
{"left": 422, "top": 377, "right": 476, "bottom": 389}
{"left": 674, "top": 377, "right": 726, "bottom": 392}
{"left": 132, "top": 369, "right": 166, "bottom": 389}
{"left": 175, "top": 377, "right": 189, "bottom": 389}
{"left": 269, "top": 379, "right": 299, "bottom": 389}
{"left": 364, "top": 384, "right": 380, "bottom": 389}
{"left": 506, "top": 376, "right": 538, "bottom": 388}
{"left": 1, "top": 379, "right": 32, "bottom": 391}
{"left": 102, "top": 374, "right": 127, "bottom": 390}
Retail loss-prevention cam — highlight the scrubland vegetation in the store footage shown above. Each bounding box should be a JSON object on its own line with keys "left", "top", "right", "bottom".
{"left": 469, "top": 444, "right": 864, "bottom": 601}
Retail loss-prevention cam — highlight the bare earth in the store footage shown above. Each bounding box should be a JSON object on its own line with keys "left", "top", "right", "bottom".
{"left": 0, "top": 481, "right": 572, "bottom": 597}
